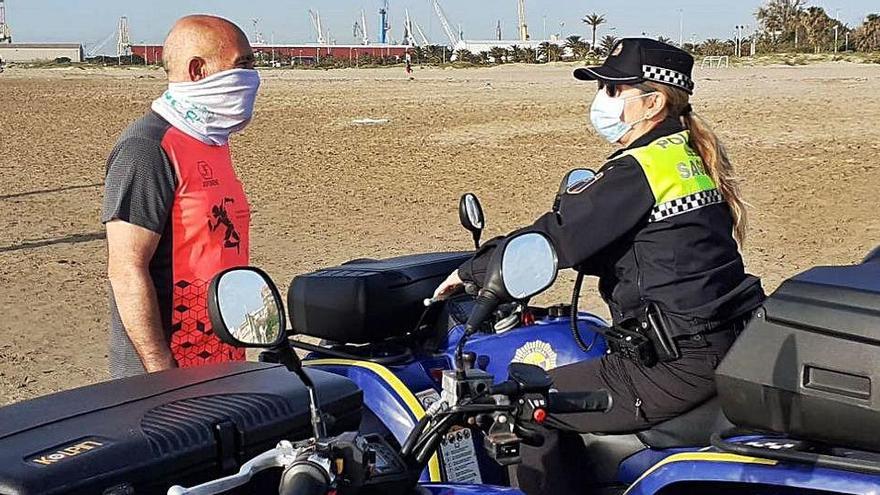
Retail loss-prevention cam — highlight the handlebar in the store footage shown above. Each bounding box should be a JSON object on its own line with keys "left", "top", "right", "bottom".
{"left": 547, "top": 390, "right": 613, "bottom": 414}
{"left": 278, "top": 460, "right": 331, "bottom": 495}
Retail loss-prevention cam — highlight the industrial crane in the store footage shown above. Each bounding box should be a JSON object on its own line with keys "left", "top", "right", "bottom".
{"left": 251, "top": 18, "right": 266, "bottom": 45}
{"left": 413, "top": 21, "right": 431, "bottom": 46}
{"left": 378, "top": 0, "right": 391, "bottom": 44}
{"left": 517, "top": 0, "right": 529, "bottom": 41}
{"left": 428, "top": 0, "right": 459, "bottom": 47}
{"left": 117, "top": 16, "right": 131, "bottom": 58}
{"left": 353, "top": 9, "right": 369, "bottom": 45}
{"left": 0, "top": 0, "right": 13, "bottom": 43}
{"left": 402, "top": 9, "right": 416, "bottom": 46}
{"left": 308, "top": 9, "right": 326, "bottom": 44}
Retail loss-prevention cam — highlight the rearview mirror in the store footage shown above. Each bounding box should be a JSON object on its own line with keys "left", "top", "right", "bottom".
{"left": 459, "top": 193, "right": 485, "bottom": 249}
{"left": 208, "top": 267, "right": 287, "bottom": 348}
{"left": 553, "top": 168, "right": 596, "bottom": 212}
{"left": 501, "top": 232, "right": 558, "bottom": 299}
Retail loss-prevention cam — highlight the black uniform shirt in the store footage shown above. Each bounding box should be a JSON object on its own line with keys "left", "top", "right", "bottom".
{"left": 459, "top": 118, "right": 764, "bottom": 336}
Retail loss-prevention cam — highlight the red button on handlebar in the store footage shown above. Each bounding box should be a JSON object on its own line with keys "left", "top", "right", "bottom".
{"left": 533, "top": 408, "right": 547, "bottom": 424}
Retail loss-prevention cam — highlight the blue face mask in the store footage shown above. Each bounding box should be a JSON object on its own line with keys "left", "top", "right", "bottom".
{"left": 589, "top": 90, "right": 656, "bottom": 144}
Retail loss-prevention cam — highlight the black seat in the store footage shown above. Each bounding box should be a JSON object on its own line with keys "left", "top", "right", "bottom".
{"left": 637, "top": 396, "right": 733, "bottom": 449}
{"left": 574, "top": 397, "right": 732, "bottom": 485}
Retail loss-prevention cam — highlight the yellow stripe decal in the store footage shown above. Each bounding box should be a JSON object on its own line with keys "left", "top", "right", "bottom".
{"left": 623, "top": 452, "right": 778, "bottom": 494}
{"left": 304, "top": 358, "right": 443, "bottom": 482}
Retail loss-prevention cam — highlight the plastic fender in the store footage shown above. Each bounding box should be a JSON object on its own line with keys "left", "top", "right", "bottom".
{"left": 624, "top": 452, "right": 880, "bottom": 494}
{"left": 444, "top": 315, "right": 608, "bottom": 379}
{"left": 303, "top": 360, "right": 442, "bottom": 482}
{"left": 419, "top": 484, "right": 524, "bottom": 495}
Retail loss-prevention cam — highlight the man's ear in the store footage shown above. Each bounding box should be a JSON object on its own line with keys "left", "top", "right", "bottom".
{"left": 188, "top": 57, "right": 208, "bottom": 82}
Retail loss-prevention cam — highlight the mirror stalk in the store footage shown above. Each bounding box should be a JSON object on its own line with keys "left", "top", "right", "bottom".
{"left": 276, "top": 343, "right": 327, "bottom": 439}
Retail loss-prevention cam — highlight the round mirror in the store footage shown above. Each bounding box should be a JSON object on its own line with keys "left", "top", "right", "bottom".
{"left": 565, "top": 169, "right": 596, "bottom": 190}
{"left": 459, "top": 193, "right": 485, "bottom": 232}
{"left": 215, "top": 269, "right": 285, "bottom": 347}
{"left": 500, "top": 233, "right": 558, "bottom": 300}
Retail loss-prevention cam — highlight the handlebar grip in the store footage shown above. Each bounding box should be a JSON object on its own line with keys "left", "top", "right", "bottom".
{"left": 547, "top": 391, "right": 613, "bottom": 414}
{"left": 278, "top": 460, "right": 331, "bottom": 495}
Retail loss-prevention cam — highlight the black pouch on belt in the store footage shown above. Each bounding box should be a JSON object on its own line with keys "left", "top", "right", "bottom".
{"left": 643, "top": 302, "right": 681, "bottom": 363}
{"left": 604, "top": 319, "right": 658, "bottom": 367}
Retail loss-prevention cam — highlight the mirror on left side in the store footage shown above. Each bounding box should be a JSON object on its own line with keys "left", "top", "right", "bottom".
{"left": 209, "top": 268, "right": 286, "bottom": 348}
{"left": 501, "top": 232, "right": 559, "bottom": 300}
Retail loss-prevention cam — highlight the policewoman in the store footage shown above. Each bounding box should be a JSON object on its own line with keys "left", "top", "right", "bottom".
{"left": 434, "top": 38, "right": 765, "bottom": 492}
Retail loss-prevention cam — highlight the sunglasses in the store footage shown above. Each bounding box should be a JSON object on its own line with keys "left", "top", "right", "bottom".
{"left": 598, "top": 81, "right": 653, "bottom": 97}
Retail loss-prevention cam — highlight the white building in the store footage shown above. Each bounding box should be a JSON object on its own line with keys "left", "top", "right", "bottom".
{"left": 0, "top": 43, "right": 83, "bottom": 63}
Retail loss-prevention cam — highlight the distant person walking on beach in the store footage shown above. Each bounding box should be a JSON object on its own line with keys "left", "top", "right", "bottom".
{"left": 103, "top": 15, "right": 259, "bottom": 378}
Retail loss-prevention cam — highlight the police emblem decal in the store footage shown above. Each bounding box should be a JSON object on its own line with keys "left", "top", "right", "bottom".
{"left": 513, "top": 340, "right": 558, "bottom": 370}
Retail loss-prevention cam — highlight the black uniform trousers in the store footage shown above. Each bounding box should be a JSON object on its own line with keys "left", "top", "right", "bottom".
{"left": 510, "top": 319, "right": 745, "bottom": 495}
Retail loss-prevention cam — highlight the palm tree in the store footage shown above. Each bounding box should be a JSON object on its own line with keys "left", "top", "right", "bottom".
{"left": 656, "top": 36, "right": 674, "bottom": 45}
{"left": 852, "top": 13, "right": 880, "bottom": 52}
{"left": 700, "top": 38, "right": 730, "bottom": 56}
{"left": 538, "top": 42, "right": 563, "bottom": 62}
{"left": 488, "top": 46, "right": 508, "bottom": 64}
{"left": 599, "top": 35, "right": 619, "bottom": 56}
{"left": 582, "top": 13, "right": 607, "bottom": 53}
{"left": 477, "top": 51, "right": 491, "bottom": 64}
{"left": 508, "top": 44, "right": 523, "bottom": 63}
{"left": 565, "top": 35, "right": 590, "bottom": 59}
{"left": 454, "top": 48, "right": 475, "bottom": 63}
{"left": 755, "top": 0, "right": 806, "bottom": 46}
{"left": 801, "top": 6, "right": 833, "bottom": 53}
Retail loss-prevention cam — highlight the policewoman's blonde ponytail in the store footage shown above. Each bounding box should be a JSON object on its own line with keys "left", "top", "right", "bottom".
{"left": 644, "top": 81, "right": 749, "bottom": 244}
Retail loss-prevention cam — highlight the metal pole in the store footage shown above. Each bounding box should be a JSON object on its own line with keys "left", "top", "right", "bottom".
{"left": 679, "top": 9, "right": 684, "bottom": 47}
{"left": 834, "top": 25, "right": 839, "bottom": 53}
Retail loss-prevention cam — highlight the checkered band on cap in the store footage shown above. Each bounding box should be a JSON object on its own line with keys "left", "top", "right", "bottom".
{"left": 642, "top": 64, "right": 695, "bottom": 92}
{"left": 649, "top": 189, "right": 723, "bottom": 222}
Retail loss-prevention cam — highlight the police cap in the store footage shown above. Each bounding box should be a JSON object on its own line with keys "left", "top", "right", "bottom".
{"left": 574, "top": 38, "right": 695, "bottom": 94}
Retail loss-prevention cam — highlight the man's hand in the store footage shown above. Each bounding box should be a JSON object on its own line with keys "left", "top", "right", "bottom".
{"left": 106, "top": 220, "right": 177, "bottom": 373}
{"left": 433, "top": 270, "right": 465, "bottom": 300}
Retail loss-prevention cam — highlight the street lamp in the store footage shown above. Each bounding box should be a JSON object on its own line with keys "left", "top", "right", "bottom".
{"left": 678, "top": 9, "right": 684, "bottom": 47}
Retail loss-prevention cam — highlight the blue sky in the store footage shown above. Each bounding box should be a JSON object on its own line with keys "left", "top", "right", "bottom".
{"left": 5, "top": 1, "right": 877, "bottom": 51}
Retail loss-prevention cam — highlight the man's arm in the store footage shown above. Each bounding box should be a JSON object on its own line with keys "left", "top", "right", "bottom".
{"left": 102, "top": 132, "right": 178, "bottom": 373}
{"left": 106, "top": 220, "right": 177, "bottom": 372}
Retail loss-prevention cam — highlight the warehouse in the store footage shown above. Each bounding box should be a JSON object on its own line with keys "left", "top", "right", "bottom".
{"left": 0, "top": 43, "right": 83, "bottom": 63}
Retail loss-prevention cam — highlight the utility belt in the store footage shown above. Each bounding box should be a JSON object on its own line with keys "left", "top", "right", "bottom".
{"left": 603, "top": 303, "right": 749, "bottom": 367}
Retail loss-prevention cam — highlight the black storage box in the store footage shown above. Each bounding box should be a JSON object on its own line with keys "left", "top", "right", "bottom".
{"left": 716, "top": 261, "right": 880, "bottom": 452}
{"left": 289, "top": 251, "right": 471, "bottom": 344}
{"left": 0, "top": 362, "right": 362, "bottom": 495}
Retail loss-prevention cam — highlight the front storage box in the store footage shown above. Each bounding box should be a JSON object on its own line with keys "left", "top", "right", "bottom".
{"left": 289, "top": 252, "right": 471, "bottom": 344}
{"left": 716, "top": 262, "right": 880, "bottom": 451}
{"left": 0, "top": 362, "right": 362, "bottom": 495}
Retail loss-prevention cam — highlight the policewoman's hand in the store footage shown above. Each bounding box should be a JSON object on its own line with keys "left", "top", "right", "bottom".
{"left": 433, "top": 270, "right": 464, "bottom": 300}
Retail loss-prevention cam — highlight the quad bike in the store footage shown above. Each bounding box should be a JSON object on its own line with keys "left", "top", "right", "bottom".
{"left": 249, "top": 168, "right": 880, "bottom": 492}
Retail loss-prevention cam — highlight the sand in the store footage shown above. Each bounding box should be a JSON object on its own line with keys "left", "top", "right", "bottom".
{"left": 0, "top": 62, "right": 878, "bottom": 404}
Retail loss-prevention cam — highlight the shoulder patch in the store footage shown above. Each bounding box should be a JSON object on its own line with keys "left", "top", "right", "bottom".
{"left": 566, "top": 171, "right": 604, "bottom": 195}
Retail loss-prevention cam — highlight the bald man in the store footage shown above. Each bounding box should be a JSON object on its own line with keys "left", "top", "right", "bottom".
{"left": 102, "top": 15, "right": 258, "bottom": 378}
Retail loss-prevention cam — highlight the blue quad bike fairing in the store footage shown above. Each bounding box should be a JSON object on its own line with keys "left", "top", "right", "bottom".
{"left": 303, "top": 313, "right": 608, "bottom": 484}
{"left": 302, "top": 314, "right": 880, "bottom": 494}
{"left": 622, "top": 448, "right": 880, "bottom": 494}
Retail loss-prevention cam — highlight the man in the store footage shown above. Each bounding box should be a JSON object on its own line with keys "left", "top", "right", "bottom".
{"left": 102, "top": 15, "right": 259, "bottom": 378}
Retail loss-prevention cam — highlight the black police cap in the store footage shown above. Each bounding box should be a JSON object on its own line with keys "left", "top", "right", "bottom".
{"left": 574, "top": 38, "right": 695, "bottom": 94}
